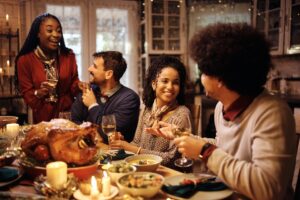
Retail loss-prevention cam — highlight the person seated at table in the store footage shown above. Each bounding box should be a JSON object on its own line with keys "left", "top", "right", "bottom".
{"left": 71, "top": 51, "right": 140, "bottom": 143}
{"left": 109, "top": 55, "right": 192, "bottom": 169}
{"left": 148, "top": 23, "right": 298, "bottom": 200}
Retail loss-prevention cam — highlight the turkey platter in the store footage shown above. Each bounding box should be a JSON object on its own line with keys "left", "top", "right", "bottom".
{"left": 21, "top": 119, "right": 100, "bottom": 166}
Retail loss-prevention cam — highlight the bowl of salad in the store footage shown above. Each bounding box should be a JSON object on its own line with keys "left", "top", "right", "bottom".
{"left": 106, "top": 162, "right": 136, "bottom": 183}
{"left": 116, "top": 172, "right": 164, "bottom": 198}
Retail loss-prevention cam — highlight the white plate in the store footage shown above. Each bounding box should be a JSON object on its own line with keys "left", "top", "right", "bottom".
{"left": 162, "top": 173, "right": 233, "bottom": 200}
{"left": 73, "top": 185, "right": 119, "bottom": 200}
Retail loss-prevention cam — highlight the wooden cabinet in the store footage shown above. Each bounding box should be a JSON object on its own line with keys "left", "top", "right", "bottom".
{"left": 253, "top": 0, "right": 300, "bottom": 55}
{"left": 138, "top": 0, "right": 186, "bottom": 94}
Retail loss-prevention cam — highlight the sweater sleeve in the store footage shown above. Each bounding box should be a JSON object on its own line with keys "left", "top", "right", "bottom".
{"left": 207, "top": 100, "right": 297, "bottom": 200}
{"left": 17, "top": 55, "right": 44, "bottom": 110}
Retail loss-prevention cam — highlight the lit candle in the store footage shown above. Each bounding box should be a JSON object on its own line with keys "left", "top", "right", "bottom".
{"left": 46, "top": 161, "right": 67, "bottom": 190}
{"left": 90, "top": 176, "right": 99, "bottom": 200}
{"left": 6, "top": 14, "right": 9, "bottom": 26}
{"left": 6, "top": 60, "right": 10, "bottom": 76}
{"left": 0, "top": 67, "right": 3, "bottom": 85}
{"left": 6, "top": 123, "right": 19, "bottom": 138}
{"left": 102, "top": 171, "right": 111, "bottom": 197}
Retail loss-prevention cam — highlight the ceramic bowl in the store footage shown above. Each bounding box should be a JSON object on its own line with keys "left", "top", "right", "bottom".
{"left": 117, "top": 171, "right": 164, "bottom": 198}
{"left": 124, "top": 154, "right": 162, "bottom": 172}
{"left": 106, "top": 162, "right": 136, "bottom": 183}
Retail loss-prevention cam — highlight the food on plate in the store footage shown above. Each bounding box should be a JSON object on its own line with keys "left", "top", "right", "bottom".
{"left": 119, "top": 173, "right": 163, "bottom": 188}
{"left": 128, "top": 159, "right": 156, "bottom": 166}
{"left": 21, "top": 119, "right": 101, "bottom": 165}
{"left": 107, "top": 162, "right": 135, "bottom": 173}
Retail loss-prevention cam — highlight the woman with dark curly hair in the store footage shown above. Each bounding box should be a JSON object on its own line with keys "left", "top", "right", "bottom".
{"left": 150, "top": 23, "right": 297, "bottom": 199}
{"left": 15, "top": 13, "right": 80, "bottom": 123}
{"left": 110, "top": 55, "right": 192, "bottom": 169}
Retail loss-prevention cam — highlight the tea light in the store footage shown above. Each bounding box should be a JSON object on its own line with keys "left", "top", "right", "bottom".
{"left": 6, "top": 123, "right": 19, "bottom": 138}
{"left": 90, "top": 176, "right": 99, "bottom": 200}
{"left": 102, "top": 171, "right": 111, "bottom": 197}
{"left": 46, "top": 161, "right": 67, "bottom": 190}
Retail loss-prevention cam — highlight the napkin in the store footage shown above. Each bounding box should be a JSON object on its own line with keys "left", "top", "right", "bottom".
{"left": 0, "top": 167, "right": 18, "bottom": 182}
{"left": 162, "top": 177, "right": 228, "bottom": 198}
{"left": 101, "top": 149, "right": 133, "bottom": 164}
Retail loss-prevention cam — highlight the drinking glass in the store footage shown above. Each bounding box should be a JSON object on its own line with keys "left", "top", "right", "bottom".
{"left": 172, "top": 127, "right": 194, "bottom": 171}
{"left": 42, "top": 79, "right": 58, "bottom": 103}
{"left": 101, "top": 114, "right": 117, "bottom": 145}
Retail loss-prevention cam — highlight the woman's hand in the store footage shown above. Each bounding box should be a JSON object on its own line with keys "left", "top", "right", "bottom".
{"left": 146, "top": 121, "right": 175, "bottom": 140}
{"left": 174, "top": 136, "right": 206, "bottom": 159}
{"left": 109, "top": 139, "right": 129, "bottom": 150}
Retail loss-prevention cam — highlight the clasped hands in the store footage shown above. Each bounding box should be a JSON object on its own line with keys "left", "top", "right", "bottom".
{"left": 146, "top": 122, "right": 206, "bottom": 159}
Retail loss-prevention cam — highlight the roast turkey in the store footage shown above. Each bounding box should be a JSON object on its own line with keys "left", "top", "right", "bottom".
{"left": 21, "top": 119, "right": 101, "bottom": 165}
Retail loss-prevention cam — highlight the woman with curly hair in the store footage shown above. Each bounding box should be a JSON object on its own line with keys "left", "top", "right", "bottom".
{"left": 150, "top": 23, "right": 297, "bottom": 199}
{"left": 110, "top": 55, "right": 192, "bottom": 169}
{"left": 15, "top": 13, "right": 80, "bottom": 123}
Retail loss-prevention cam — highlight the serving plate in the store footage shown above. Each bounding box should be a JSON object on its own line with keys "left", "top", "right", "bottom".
{"left": 162, "top": 173, "right": 233, "bottom": 200}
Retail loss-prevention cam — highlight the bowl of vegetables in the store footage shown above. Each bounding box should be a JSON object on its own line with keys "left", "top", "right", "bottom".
{"left": 124, "top": 154, "right": 162, "bottom": 172}
{"left": 106, "top": 162, "right": 136, "bottom": 183}
{"left": 116, "top": 172, "right": 164, "bottom": 198}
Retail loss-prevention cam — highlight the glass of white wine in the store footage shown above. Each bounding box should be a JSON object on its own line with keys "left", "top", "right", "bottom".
{"left": 101, "top": 114, "right": 117, "bottom": 145}
{"left": 172, "top": 127, "right": 194, "bottom": 171}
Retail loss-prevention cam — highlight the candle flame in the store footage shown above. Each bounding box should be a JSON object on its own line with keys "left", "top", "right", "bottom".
{"left": 6, "top": 60, "right": 10, "bottom": 67}
{"left": 0, "top": 68, "right": 3, "bottom": 74}
{"left": 6, "top": 14, "right": 9, "bottom": 21}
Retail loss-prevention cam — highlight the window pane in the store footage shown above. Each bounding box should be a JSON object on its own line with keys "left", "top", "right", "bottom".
{"left": 96, "top": 8, "right": 129, "bottom": 85}
{"left": 46, "top": 5, "right": 82, "bottom": 79}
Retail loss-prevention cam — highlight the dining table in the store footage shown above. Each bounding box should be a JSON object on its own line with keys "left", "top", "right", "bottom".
{"left": 0, "top": 142, "right": 235, "bottom": 200}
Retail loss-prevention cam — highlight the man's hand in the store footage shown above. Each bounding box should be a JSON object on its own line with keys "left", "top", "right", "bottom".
{"left": 82, "top": 88, "right": 97, "bottom": 107}
{"left": 78, "top": 81, "right": 90, "bottom": 91}
{"left": 174, "top": 136, "right": 206, "bottom": 159}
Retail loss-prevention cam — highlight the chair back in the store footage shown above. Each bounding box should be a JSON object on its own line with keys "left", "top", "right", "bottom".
{"left": 187, "top": 104, "right": 201, "bottom": 135}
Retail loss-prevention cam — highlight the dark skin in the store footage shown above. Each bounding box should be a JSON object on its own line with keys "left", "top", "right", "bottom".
{"left": 35, "top": 17, "right": 62, "bottom": 99}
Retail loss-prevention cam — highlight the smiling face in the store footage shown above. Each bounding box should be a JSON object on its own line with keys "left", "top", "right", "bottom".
{"left": 38, "top": 17, "right": 62, "bottom": 54}
{"left": 88, "top": 57, "right": 111, "bottom": 86}
{"left": 152, "top": 67, "right": 180, "bottom": 107}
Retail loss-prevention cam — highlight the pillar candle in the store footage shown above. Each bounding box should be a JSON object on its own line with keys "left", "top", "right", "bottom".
{"left": 46, "top": 161, "right": 67, "bottom": 190}
{"left": 6, "top": 123, "right": 19, "bottom": 138}
{"left": 102, "top": 171, "right": 111, "bottom": 197}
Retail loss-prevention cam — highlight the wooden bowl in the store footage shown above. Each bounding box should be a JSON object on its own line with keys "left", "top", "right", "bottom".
{"left": 21, "top": 162, "right": 98, "bottom": 180}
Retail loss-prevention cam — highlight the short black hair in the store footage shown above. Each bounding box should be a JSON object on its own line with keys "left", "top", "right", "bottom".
{"left": 93, "top": 51, "right": 127, "bottom": 81}
{"left": 143, "top": 55, "right": 187, "bottom": 108}
{"left": 189, "top": 23, "right": 272, "bottom": 95}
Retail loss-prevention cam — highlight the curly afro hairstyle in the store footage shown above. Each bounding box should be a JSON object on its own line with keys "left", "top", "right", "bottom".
{"left": 142, "top": 55, "right": 187, "bottom": 108}
{"left": 189, "top": 23, "right": 272, "bottom": 95}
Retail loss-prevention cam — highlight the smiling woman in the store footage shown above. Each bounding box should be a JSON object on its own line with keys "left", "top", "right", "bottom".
{"left": 15, "top": 13, "right": 80, "bottom": 123}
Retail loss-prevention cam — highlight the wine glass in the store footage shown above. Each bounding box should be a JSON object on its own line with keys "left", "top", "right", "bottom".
{"left": 42, "top": 79, "right": 58, "bottom": 103}
{"left": 172, "top": 127, "right": 194, "bottom": 172}
{"left": 101, "top": 114, "right": 117, "bottom": 145}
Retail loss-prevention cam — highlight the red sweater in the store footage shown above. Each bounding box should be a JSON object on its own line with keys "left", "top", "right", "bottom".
{"left": 17, "top": 51, "right": 80, "bottom": 123}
